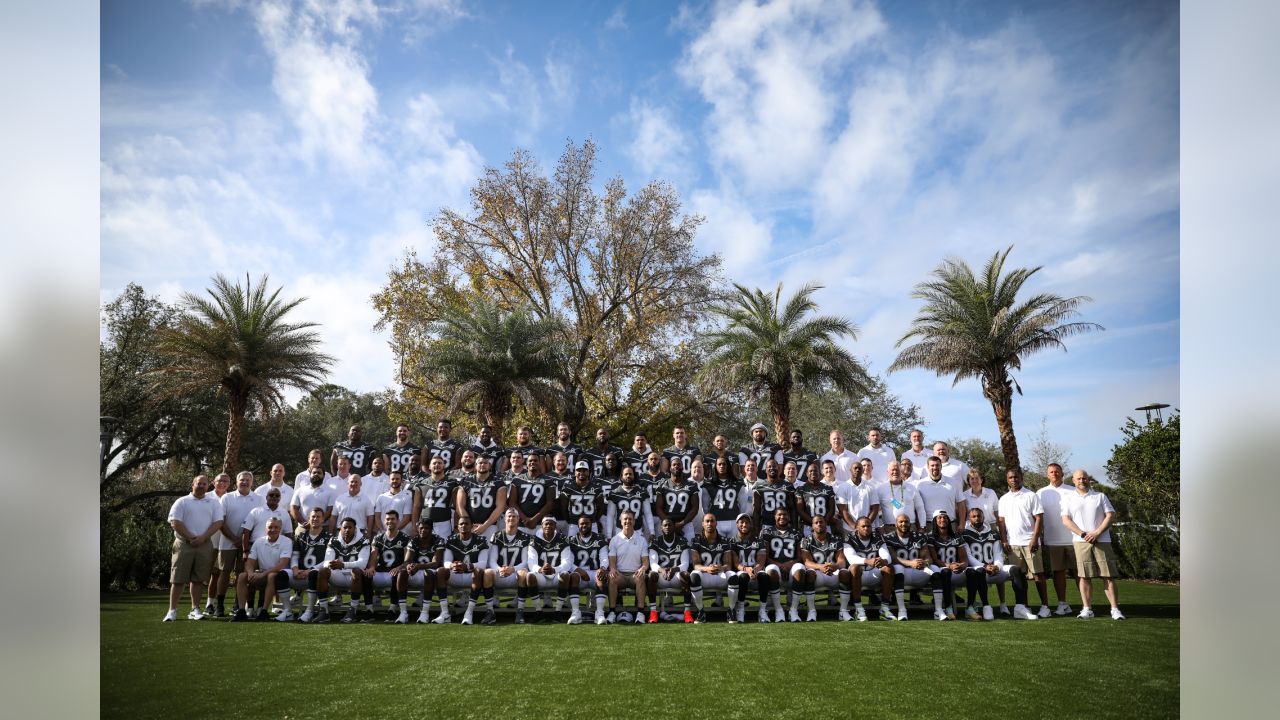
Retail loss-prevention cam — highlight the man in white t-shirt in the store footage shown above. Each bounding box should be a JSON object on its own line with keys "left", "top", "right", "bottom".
{"left": 819, "top": 430, "right": 859, "bottom": 484}
{"left": 374, "top": 470, "right": 415, "bottom": 536}
{"left": 857, "top": 427, "right": 896, "bottom": 486}
{"left": 228, "top": 517, "right": 293, "bottom": 622}
{"left": 932, "top": 442, "right": 971, "bottom": 488}
{"left": 255, "top": 463, "right": 293, "bottom": 509}
{"left": 294, "top": 448, "right": 330, "bottom": 491}
{"left": 291, "top": 467, "right": 334, "bottom": 530}
{"left": 1036, "top": 463, "right": 1076, "bottom": 616}
{"left": 210, "top": 471, "right": 262, "bottom": 617}
{"left": 607, "top": 510, "right": 651, "bottom": 623}
{"left": 164, "top": 475, "right": 225, "bottom": 622}
{"left": 899, "top": 429, "right": 931, "bottom": 481}
{"left": 997, "top": 468, "right": 1052, "bottom": 618}
{"left": 1060, "top": 469, "right": 1124, "bottom": 620}
{"left": 242, "top": 487, "right": 293, "bottom": 544}
{"left": 331, "top": 474, "right": 375, "bottom": 537}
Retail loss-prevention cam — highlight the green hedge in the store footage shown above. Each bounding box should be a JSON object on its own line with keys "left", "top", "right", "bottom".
{"left": 1110, "top": 524, "right": 1179, "bottom": 581}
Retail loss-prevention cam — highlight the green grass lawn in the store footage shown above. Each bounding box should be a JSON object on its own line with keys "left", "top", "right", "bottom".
{"left": 102, "top": 581, "right": 1178, "bottom": 719}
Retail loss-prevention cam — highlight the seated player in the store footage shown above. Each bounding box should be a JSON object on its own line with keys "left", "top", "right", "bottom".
{"left": 759, "top": 508, "right": 804, "bottom": 622}
{"left": 647, "top": 517, "right": 692, "bottom": 623}
{"left": 488, "top": 509, "right": 531, "bottom": 623}
{"left": 926, "top": 511, "right": 983, "bottom": 620}
{"left": 402, "top": 516, "right": 449, "bottom": 624}
{"left": 567, "top": 516, "right": 610, "bottom": 625}
{"left": 365, "top": 510, "right": 412, "bottom": 623}
{"left": 962, "top": 507, "right": 1038, "bottom": 620}
{"left": 654, "top": 464, "right": 700, "bottom": 541}
{"left": 688, "top": 513, "right": 742, "bottom": 625}
{"left": 442, "top": 515, "right": 494, "bottom": 625}
{"left": 843, "top": 516, "right": 896, "bottom": 621}
{"left": 527, "top": 515, "right": 575, "bottom": 623}
{"left": 606, "top": 510, "right": 651, "bottom": 624}
{"left": 730, "top": 513, "right": 765, "bottom": 624}
{"left": 321, "top": 517, "right": 369, "bottom": 624}
{"left": 289, "top": 508, "right": 332, "bottom": 623}
{"left": 229, "top": 517, "right": 291, "bottom": 622}
{"left": 798, "top": 515, "right": 854, "bottom": 621}
{"left": 883, "top": 512, "right": 951, "bottom": 621}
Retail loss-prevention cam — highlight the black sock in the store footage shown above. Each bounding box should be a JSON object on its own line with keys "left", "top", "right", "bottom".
{"left": 307, "top": 570, "right": 318, "bottom": 591}
{"left": 362, "top": 585, "right": 374, "bottom": 607}
{"left": 389, "top": 588, "right": 400, "bottom": 605}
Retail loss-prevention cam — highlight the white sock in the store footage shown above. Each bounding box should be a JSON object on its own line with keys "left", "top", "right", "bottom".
{"left": 691, "top": 587, "right": 704, "bottom": 610}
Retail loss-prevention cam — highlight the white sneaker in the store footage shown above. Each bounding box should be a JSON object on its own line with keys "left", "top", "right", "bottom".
{"left": 395, "top": 611, "right": 409, "bottom": 624}
{"left": 896, "top": 609, "right": 909, "bottom": 622}
{"left": 186, "top": 608, "right": 204, "bottom": 621}
{"left": 1110, "top": 608, "right": 1125, "bottom": 620}
{"left": 933, "top": 609, "right": 949, "bottom": 621}
{"left": 461, "top": 610, "right": 474, "bottom": 625}
{"left": 607, "top": 611, "right": 618, "bottom": 624}
{"left": 982, "top": 606, "right": 994, "bottom": 621}
{"left": 788, "top": 609, "right": 801, "bottom": 623}
{"left": 879, "top": 606, "right": 895, "bottom": 621}
{"left": 567, "top": 611, "right": 583, "bottom": 625}
{"left": 774, "top": 607, "right": 786, "bottom": 624}
{"left": 855, "top": 606, "right": 867, "bottom": 622}
{"left": 634, "top": 611, "right": 646, "bottom": 624}
{"left": 805, "top": 608, "right": 817, "bottom": 622}
{"left": 298, "top": 611, "right": 314, "bottom": 624}
{"left": 1037, "top": 605, "right": 1051, "bottom": 618}
{"left": 162, "top": 609, "right": 177, "bottom": 622}
{"left": 758, "top": 608, "right": 770, "bottom": 624}
{"left": 1014, "top": 604, "right": 1039, "bottom": 620}
{"left": 837, "top": 609, "right": 853, "bottom": 622}
{"left": 432, "top": 609, "right": 452, "bottom": 624}
{"left": 417, "top": 612, "right": 431, "bottom": 624}
{"left": 999, "top": 604, "right": 1010, "bottom": 616}
{"left": 595, "top": 610, "right": 606, "bottom": 625}
{"left": 1078, "top": 607, "right": 1095, "bottom": 619}
{"left": 1055, "top": 602, "right": 1073, "bottom": 616}
{"left": 274, "top": 611, "right": 294, "bottom": 622}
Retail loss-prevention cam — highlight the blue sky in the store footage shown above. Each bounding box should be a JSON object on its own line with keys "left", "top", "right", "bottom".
{"left": 100, "top": 0, "right": 1179, "bottom": 479}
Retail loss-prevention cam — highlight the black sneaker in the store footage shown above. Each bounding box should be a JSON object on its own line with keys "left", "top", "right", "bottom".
{"left": 341, "top": 609, "right": 359, "bottom": 624}
{"left": 228, "top": 609, "right": 248, "bottom": 622}
{"left": 514, "top": 609, "right": 525, "bottom": 625}
{"left": 481, "top": 609, "right": 497, "bottom": 625}
{"left": 695, "top": 609, "right": 707, "bottom": 624}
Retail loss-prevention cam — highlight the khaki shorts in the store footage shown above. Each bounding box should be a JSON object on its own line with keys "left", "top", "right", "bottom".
{"left": 1008, "top": 544, "right": 1045, "bottom": 576}
{"left": 1073, "top": 541, "right": 1118, "bottom": 578}
{"left": 1044, "top": 545, "right": 1076, "bottom": 574}
{"left": 170, "top": 538, "right": 215, "bottom": 585}
{"left": 214, "top": 548, "right": 244, "bottom": 574}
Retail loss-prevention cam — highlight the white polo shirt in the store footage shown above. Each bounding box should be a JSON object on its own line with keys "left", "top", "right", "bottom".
{"left": 254, "top": 480, "right": 294, "bottom": 509}
{"left": 167, "top": 492, "right": 225, "bottom": 540}
{"left": 899, "top": 448, "right": 932, "bottom": 480}
{"left": 916, "top": 477, "right": 965, "bottom": 523}
{"left": 291, "top": 484, "right": 333, "bottom": 521}
{"left": 294, "top": 469, "right": 332, "bottom": 492}
{"left": 857, "top": 444, "right": 897, "bottom": 486}
{"left": 1060, "top": 489, "right": 1116, "bottom": 542}
{"left": 962, "top": 487, "right": 1000, "bottom": 530}
{"left": 375, "top": 490, "right": 414, "bottom": 526}
{"left": 243, "top": 505, "right": 294, "bottom": 542}
{"left": 837, "top": 480, "right": 878, "bottom": 523}
{"left": 998, "top": 487, "right": 1044, "bottom": 546}
{"left": 1036, "top": 483, "right": 1075, "bottom": 545}
{"left": 939, "top": 458, "right": 971, "bottom": 487}
{"left": 878, "top": 481, "right": 923, "bottom": 527}
{"left": 216, "top": 490, "right": 262, "bottom": 550}
{"left": 332, "top": 492, "right": 375, "bottom": 535}
{"left": 247, "top": 534, "right": 291, "bottom": 571}
{"left": 608, "top": 531, "right": 649, "bottom": 573}
{"left": 819, "top": 449, "right": 859, "bottom": 484}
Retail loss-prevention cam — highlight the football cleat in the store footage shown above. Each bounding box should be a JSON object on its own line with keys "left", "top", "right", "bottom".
{"left": 595, "top": 610, "right": 607, "bottom": 625}
{"left": 837, "top": 609, "right": 853, "bottom": 622}
{"left": 634, "top": 611, "right": 646, "bottom": 624}
{"left": 774, "top": 607, "right": 786, "bottom": 624}
{"left": 758, "top": 609, "right": 770, "bottom": 624}
{"left": 933, "top": 609, "right": 949, "bottom": 621}
{"left": 1037, "top": 605, "right": 1052, "bottom": 618}
{"left": 275, "top": 611, "right": 294, "bottom": 622}
{"left": 683, "top": 609, "right": 695, "bottom": 624}
{"left": 788, "top": 609, "right": 801, "bottom": 623}
{"left": 607, "top": 611, "right": 618, "bottom": 624}
{"left": 999, "top": 604, "right": 1011, "bottom": 616}
{"left": 162, "top": 609, "right": 177, "bottom": 622}
{"left": 879, "top": 606, "right": 895, "bottom": 621}
{"left": 982, "top": 606, "right": 994, "bottom": 621}
{"left": 298, "top": 611, "right": 314, "bottom": 624}
{"left": 1077, "top": 607, "right": 1095, "bottom": 619}
{"left": 1110, "top": 608, "right": 1125, "bottom": 620}
{"left": 341, "top": 609, "right": 359, "bottom": 624}
{"left": 1014, "top": 604, "right": 1040, "bottom": 620}
{"left": 695, "top": 609, "right": 707, "bottom": 625}
{"left": 255, "top": 609, "right": 268, "bottom": 622}
{"left": 855, "top": 606, "right": 867, "bottom": 622}
{"left": 432, "top": 610, "right": 452, "bottom": 624}
{"left": 896, "top": 609, "right": 909, "bottom": 622}
{"left": 481, "top": 609, "right": 497, "bottom": 625}
{"left": 567, "top": 610, "right": 583, "bottom": 625}
{"left": 395, "top": 612, "right": 409, "bottom": 624}
{"left": 648, "top": 609, "right": 659, "bottom": 624}
{"left": 417, "top": 612, "right": 431, "bottom": 624}
{"left": 315, "top": 607, "right": 330, "bottom": 623}
{"left": 805, "top": 608, "right": 817, "bottom": 622}
{"left": 514, "top": 609, "right": 525, "bottom": 625}
{"left": 187, "top": 608, "right": 205, "bottom": 621}
{"left": 213, "top": 606, "right": 226, "bottom": 618}
{"left": 965, "top": 606, "right": 980, "bottom": 621}
{"left": 1055, "top": 602, "right": 1073, "bottom": 616}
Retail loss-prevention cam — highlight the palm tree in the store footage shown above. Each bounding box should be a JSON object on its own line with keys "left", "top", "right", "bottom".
{"left": 888, "top": 246, "right": 1102, "bottom": 473}
{"left": 700, "top": 282, "right": 871, "bottom": 445}
{"left": 154, "top": 274, "right": 333, "bottom": 475}
{"left": 419, "top": 298, "right": 564, "bottom": 441}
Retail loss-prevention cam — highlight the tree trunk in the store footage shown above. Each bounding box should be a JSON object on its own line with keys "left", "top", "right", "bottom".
{"left": 983, "top": 375, "right": 1021, "bottom": 475}
{"left": 222, "top": 395, "right": 246, "bottom": 476}
{"left": 769, "top": 384, "right": 792, "bottom": 447}
{"left": 482, "top": 392, "right": 507, "bottom": 444}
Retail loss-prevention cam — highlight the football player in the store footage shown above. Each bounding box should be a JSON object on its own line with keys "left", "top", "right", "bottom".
{"left": 654, "top": 463, "right": 699, "bottom": 540}
{"left": 365, "top": 510, "right": 412, "bottom": 623}
{"left": 583, "top": 428, "right": 625, "bottom": 479}
{"left": 688, "top": 513, "right": 742, "bottom": 625}
{"left": 508, "top": 426, "right": 544, "bottom": 476}
{"left": 470, "top": 424, "right": 506, "bottom": 471}
{"left": 560, "top": 461, "right": 603, "bottom": 538}
{"left": 546, "top": 421, "right": 584, "bottom": 472}
{"left": 883, "top": 512, "right": 951, "bottom": 621}
{"left": 796, "top": 463, "right": 838, "bottom": 536}
{"left": 702, "top": 456, "right": 747, "bottom": 537}
{"left": 402, "top": 516, "right": 449, "bottom": 623}
{"left": 442, "top": 515, "right": 494, "bottom": 625}
{"left": 447, "top": 449, "right": 477, "bottom": 483}
{"left": 382, "top": 424, "right": 422, "bottom": 477}
{"left": 506, "top": 450, "right": 555, "bottom": 534}
{"left": 647, "top": 516, "right": 692, "bottom": 623}
{"left": 751, "top": 459, "right": 794, "bottom": 532}
{"left": 701, "top": 434, "right": 739, "bottom": 480}
{"left": 412, "top": 455, "right": 458, "bottom": 540}
{"left": 782, "top": 429, "right": 818, "bottom": 483}
{"left": 622, "top": 433, "right": 655, "bottom": 475}
{"left": 322, "top": 517, "right": 370, "bottom": 624}
{"left": 527, "top": 515, "right": 575, "bottom": 623}
{"left": 739, "top": 422, "right": 784, "bottom": 474}
{"left": 568, "top": 516, "right": 610, "bottom": 625}
{"left": 489, "top": 509, "right": 531, "bottom": 622}
{"left": 729, "top": 513, "right": 765, "bottom": 624}
{"left": 661, "top": 425, "right": 703, "bottom": 476}
{"left": 927, "top": 511, "right": 984, "bottom": 620}
{"left": 606, "top": 465, "right": 652, "bottom": 539}
{"left": 458, "top": 455, "right": 506, "bottom": 539}
{"left": 798, "top": 514, "right": 854, "bottom": 621}
{"left": 759, "top": 507, "right": 804, "bottom": 622}
{"left": 843, "top": 516, "right": 896, "bottom": 621}
{"left": 289, "top": 508, "right": 332, "bottom": 622}
{"left": 332, "top": 424, "right": 378, "bottom": 477}
{"left": 426, "top": 419, "right": 465, "bottom": 472}
{"left": 962, "top": 507, "right": 1038, "bottom": 620}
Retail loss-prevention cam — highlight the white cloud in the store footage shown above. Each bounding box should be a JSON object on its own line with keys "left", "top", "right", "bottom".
{"left": 604, "top": 5, "right": 627, "bottom": 31}
{"left": 689, "top": 183, "right": 773, "bottom": 280}
{"left": 492, "top": 46, "right": 578, "bottom": 142}
{"left": 622, "top": 98, "right": 693, "bottom": 186}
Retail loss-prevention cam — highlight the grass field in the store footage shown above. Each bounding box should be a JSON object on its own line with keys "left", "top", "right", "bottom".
{"left": 102, "top": 581, "right": 1178, "bottom": 719}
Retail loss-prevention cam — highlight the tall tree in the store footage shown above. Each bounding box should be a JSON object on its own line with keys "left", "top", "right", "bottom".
{"left": 153, "top": 274, "right": 333, "bottom": 475}
{"left": 373, "top": 139, "right": 721, "bottom": 441}
{"left": 415, "top": 298, "right": 565, "bottom": 440}
{"left": 889, "top": 246, "right": 1102, "bottom": 473}
{"left": 699, "top": 282, "right": 871, "bottom": 445}
{"left": 1106, "top": 413, "right": 1179, "bottom": 526}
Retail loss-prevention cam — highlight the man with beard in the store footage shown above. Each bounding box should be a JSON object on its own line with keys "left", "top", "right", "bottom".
{"left": 843, "top": 516, "right": 896, "bottom": 621}
{"left": 654, "top": 463, "right": 699, "bottom": 541}
{"left": 412, "top": 456, "right": 459, "bottom": 541}
{"left": 662, "top": 425, "right": 703, "bottom": 476}
{"left": 798, "top": 514, "right": 854, "bottom": 621}
{"left": 508, "top": 426, "right": 544, "bottom": 476}
{"left": 426, "top": 419, "right": 465, "bottom": 472}
{"left": 583, "top": 428, "right": 624, "bottom": 480}
{"left": 458, "top": 455, "right": 506, "bottom": 540}
{"left": 751, "top": 459, "right": 795, "bottom": 533}
{"left": 782, "top": 429, "right": 819, "bottom": 483}
{"left": 290, "top": 467, "right": 333, "bottom": 532}
{"left": 568, "top": 516, "right": 610, "bottom": 625}
{"left": 963, "top": 507, "right": 1038, "bottom": 620}
{"left": 506, "top": 450, "right": 556, "bottom": 535}
{"left": 545, "top": 422, "right": 584, "bottom": 472}
{"left": 883, "top": 512, "right": 952, "bottom": 621}
{"left": 688, "top": 513, "right": 742, "bottom": 625}
{"left": 702, "top": 456, "right": 747, "bottom": 538}
{"left": 623, "top": 433, "right": 656, "bottom": 475}
{"left": 738, "top": 423, "right": 783, "bottom": 477}
{"left": 759, "top": 508, "right": 804, "bottom": 622}
{"left": 646, "top": 516, "right": 692, "bottom": 623}
{"left": 402, "top": 516, "right": 449, "bottom": 623}
{"left": 332, "top": 424, "right": 378, "bottom": 478}
{"left": 383, "top": 424, "right": 422, "bottom": 477}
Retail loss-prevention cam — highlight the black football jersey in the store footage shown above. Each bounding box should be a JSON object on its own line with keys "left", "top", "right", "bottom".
{"left": 701, "top": 451, "right": 739, "bottom": 479}
{"left": 730, "top": 534, "right": 761, "bottom": 568}
{"left": 738, "top": 442, "right": 783, "bottom": 474}
{"left": 753, "top": 480, "right": 795, "bottom": 527}
{"left": 649, "top": 533, "right": 688, "bottom": 570}
{"left": 461, "top": 475, "right": 503, "bottom": 523}
{"left": 530, "top": 531, "right": 570, "bottom": 568}
{"left": 703, "top": 476, "right": 745, "bottom": 521}
{"left": 797, "top": 483, "right": 838, "bottom": 521}
{"left": 490, "top": 531, "right": 529, "bottom": 569}
{"left": 782, "top": 449, "right": 819, "bottom": 481}
{"left": 426, "top": 438, "right": 465, "bottom": 470}
{"left": 690, "top": 533, "right": 734, "bottom": 568}
{"left": 760, "top": 526, "right": 802, "bottom": 563}
{"left": 544, "top": 442, "right": 584, "bottom": 471}
{"left": 405, "top": 471, "right": 431, "bottom": 496}
{"left": 561, "top": 480, "right": 602, "bottom": 523}
{"left": 416, "top": 476, "right": 457, "bottom": 523}
{"left": 623, "top": 449, "right": 653, "bottom": 475}
{"left": 883, "top": 531, "right": 930, "bottom": 564}
{"left": 293, "top": 530, "right": 331, "bottom": 569}
{"left": 508, "top": 472, "right": 554, "bottom": 517}
{"left": 800, "top": 532, "right": 844, "bottom": 566}
{"left": 929, "top": 533, "right": 966, "bottom": 567}
{"left": 467, "top": 440, "right": 504, "bottom": 467}
{"left": 328, "top": 534, "right": 367, "bottom": 565}
{"left": 444, "top": 533, "right": 489, "bottom": 566}
{"left": 335, "top": 441, "right": 379, "bottom": 476}
{"left": 407, "top": 533, "right": 444, "bottom": 564}
{"left": 567, "top": 532, "right": 607, "bottom": 571}
{"left": 509, "top": 443, "right": 544, "bottom": 470}
{"left": 962, "top": 526, "right": 1002, "bottom": 566}
{"left": 845, "top": 532, "right": 886, "bottom": 562}
{"left": 582, "top": 444, "right": 624, "bottom": 478}
{"left": 372, "top": 532, "right": 410, "bottom": 571}
{"left": 657, "top": 479, "right": 698, "bottom": 522}
{"left": 607, "top": 483, "right": 650, "bottom": 531}
{"left": 384, "top": 442, "right": 422, "bottom": 475}
{"left": 662, "top": 444, "right": 702, "bottom": 475}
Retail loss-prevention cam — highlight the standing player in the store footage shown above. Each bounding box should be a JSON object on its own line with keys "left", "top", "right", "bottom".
{"left": 508, "top": 426, "right": 544, "bottom": 476}
{"left": 560, "top": 461, "right": 604, "bottom": 537}
{"left": 703, "top": 456, "right": 747, "bottom": 537}
{"left": 702, "top": 434, "right": 739, "bottom": 480}
{"left": 739, "top": 423, "right": 783, "bottom": 476}
{"left": 883, "top": 513, "right": 951, "bottom": 621}
{"left": 796, "top": 463, "right": 838, "bottom": 535}
{"left": 583, "top": 428, "right": 624, "bottom": 480}
{"left": 426, "top": 419, "right": 465, "bottom": 472}
{"left": 506, "top": 451, "right": 555, "bottom": 534}
{"left": 688, "top": 513, "right": 741, "bottom": 625}
{"left": 647, "top": 517, "right": 692, "bottom": 623}
{"left": 751, "top": 459, "right": 794, "bottom": 533}
{"left": 857, "top": 427, "right": 897, "bottom": 486}
{"left": 759, "top": 508, "right": 804, "bottom": 622}
{"left": 332, "top": 424, "right": 378, "bottom": 478}
{"left": 798, "top": 515, "right": 854, "bottom": 621}
{"left": 546, "top": 422, "right": 584, "bottom": 472}
{"left": 441, "top": 516, "right": 494, "bottom": 625}
{"left": 843, "top": 516, "right": 896, "bottom": 621}
{"left": 606, "top": 465, "right": 652, "bottom": 539}
{"left": 383, "top": 424, "right": 422, "bottom": 477}
{"left": 527, "top": 515, "right": 575, "bottom": 623}
{"left": 412, "top": 456, "right": 458, "bottom": 541}
{"left": 1037, "top": 463, "right": 1077, "bottom": 616}
{"left": 488, "top": 509, "right": 531, "bottom": 622}
{"left": 568, "top": 516, "right": 610, "bottom": 625}
{"left": 447, "top": 449, "right": 477, "bottom": 483}
{"left": 402, "top": 517, "right": 448, "bottom": 623}
{"left": 998, "top": 468, "right": 1053, "bottom": 618}
{"left": 654, "top": 463, "right": 699, "bottom": 540}
{"left": 622, "top": 433, "right": 655, "bottom": 475}
{"left": 962, "top": 507, "right": 1038, "bottom": 620}
{"left": 322, "top": 517, "right": 370, "bottom": 624}
{"left": 782, "top": 429, "right": 819, "bottom": 483}
{"left": 662, "top": 425, "right": 702, "bottom": 475}
{"left": 1060, "top": 469, "right": 1124, "bottom": 620}
{"left": 365, "top": 510, "right": 412, "bottom": 623}
{"left": 457, "top": 455, "right": 506, "bottom": 539}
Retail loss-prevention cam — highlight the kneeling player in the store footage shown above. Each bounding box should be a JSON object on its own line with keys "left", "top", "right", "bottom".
{"left": 442, "top": 516, "right": 494, "bottom": 625}
{"left": 798, "top": 515, "right": 853, "bottom": 621}
{"left": 568, "top": 516, "right": 609, "bottom": 625}
{"left": 647, "top": 517, "right": 692, "bottom": 623}
{"left": 366, "top": 510, "right": 412, "bottom": 623}
{"left": 321, "top": 517, "right": 369, "bottom": 623}
{"left": 759, "top": 508, "right": 804, "bottom": 622}
{"left": 843, "top": 516, "right": 895, "bottom": 621}
{"left": 489, "top": 509, "right": 531, "bottom": 623}
{"left": 689, "top": 513, "right": 742, "bottom": 624}
{"left": 403, "top": 517, "right": 449, "bottom": 623}
{"left": 527, "top": 515, "right": 575, "bottom": 623}
{"left": 962, "top": 507, "right": 1037, "bottom": 620}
